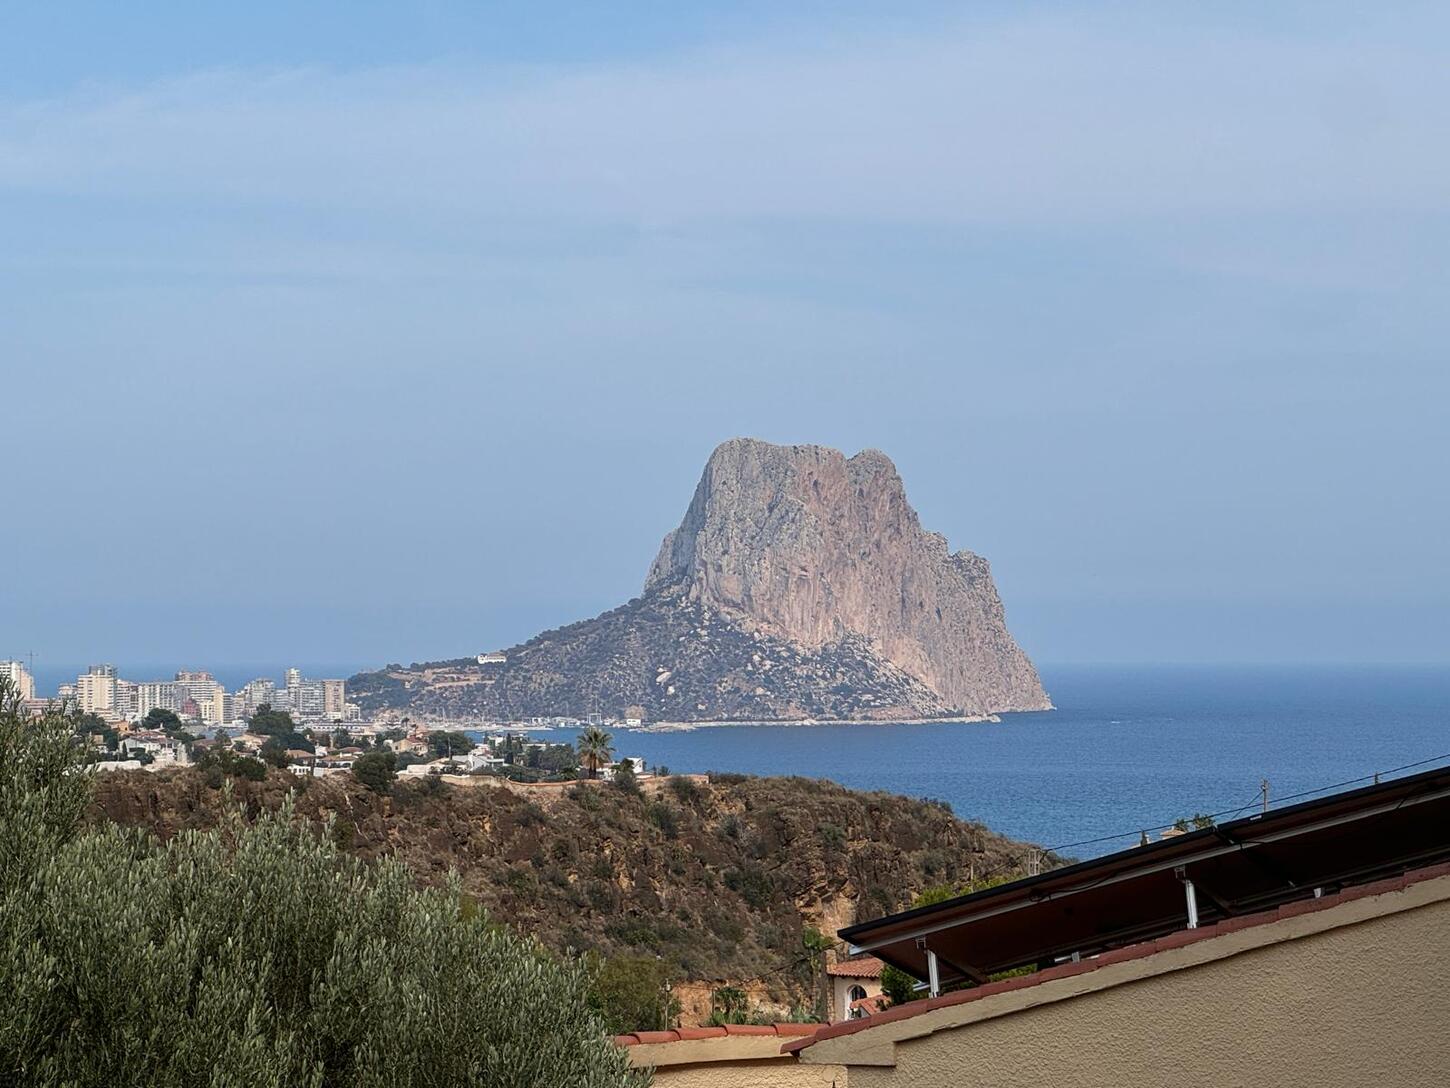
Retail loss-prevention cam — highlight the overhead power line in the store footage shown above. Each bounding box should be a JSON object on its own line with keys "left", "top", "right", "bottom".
{"left": 956, "top": 750, "right": 1450, "bottom": 890}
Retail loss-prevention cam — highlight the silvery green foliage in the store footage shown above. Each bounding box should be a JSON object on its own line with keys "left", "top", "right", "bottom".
{"left": 0, "top": 680, "right": 648, "bottom": 1088}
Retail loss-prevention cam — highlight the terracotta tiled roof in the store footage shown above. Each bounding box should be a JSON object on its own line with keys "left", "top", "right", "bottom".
{"left": 826, "top": 955, "right": 883, "bottom": 978}
{"left": 614, "top": 1023, "right": 822, "bottom": 1047}
{"left": 849, "top": 994, "right": 889, "bottom": 1015}
{"left": 785, "top": 859, "right": 1450, "bottom": 1056}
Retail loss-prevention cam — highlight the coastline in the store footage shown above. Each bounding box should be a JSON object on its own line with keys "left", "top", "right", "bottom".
{"left": 634, "top": 713, "right": 1006, "bottom": 733}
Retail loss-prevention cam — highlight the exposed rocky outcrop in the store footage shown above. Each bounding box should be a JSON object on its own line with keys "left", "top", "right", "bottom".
{"left": 647, "top": 439, "right": 1048, "bottom": 715}
{"left": 349, "top": 439, "right": 1049, "bottom": 721}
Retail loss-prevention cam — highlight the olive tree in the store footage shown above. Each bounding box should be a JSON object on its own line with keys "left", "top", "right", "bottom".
{"left": 0, "top": 679, "right": 648, "bottom": 1088}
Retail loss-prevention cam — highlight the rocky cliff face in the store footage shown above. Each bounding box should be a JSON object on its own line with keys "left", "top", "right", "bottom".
{"left": 349, "top": 438, "right": 1049, "bottom": 721}
{"left": 646, "top": 439, "right": 1049, "bottom": 715}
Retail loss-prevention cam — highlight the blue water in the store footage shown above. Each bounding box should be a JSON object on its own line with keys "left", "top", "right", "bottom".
{"left": 36, "top": 660, "right": 1447, "bottom": 857}
{"left": 523, "top": 666, "right": 1450, "bottom": 858}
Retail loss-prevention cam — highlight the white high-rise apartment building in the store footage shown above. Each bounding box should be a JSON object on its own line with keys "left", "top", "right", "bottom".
{"left": 322, "top": 679, "right": 346, "bottom": 721}
{"left": 238, "top": 678, "right": 277, "bottom": 719}
{"left": 294, "top": 680, "right": 324, "bottom": 719}
{"left": 75, "top": 664, "right": 118, "bottom": 716}
{"left": 114, "top": 680, "right": 139, "bottom": 719}
{"left": 135, "top": 681, "right": 183, "bottom": 720}
{"left": 0, "top": 661, "right": 35, "bottom": 701}
{"left": 175, "top": 671, "right": 226, "bottom": 724}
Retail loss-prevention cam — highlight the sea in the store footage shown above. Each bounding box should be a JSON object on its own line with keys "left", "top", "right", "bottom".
{"left": 34, "top": 662, "right": 1448, "bottom": 860}
{"left": 520, "top": 665, "right": 1450, "bottom": 860}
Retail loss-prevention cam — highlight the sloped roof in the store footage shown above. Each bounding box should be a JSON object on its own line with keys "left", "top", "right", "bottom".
{"left": 790, "top": 860, "right": 1450, "bottom": 1056}
{"left": 839, "top": 763, "right": 1450, "bottom": 987}
{"left": 614, "top": 1023, "right": 821, "bottom": 1047}
{"left": 827, "top": 955, "right": 884, "bottom": 978}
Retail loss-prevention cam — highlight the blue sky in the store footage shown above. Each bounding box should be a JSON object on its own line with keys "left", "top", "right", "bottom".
{"left": 3, "top": 2, "right": 1447, "bottom": 671}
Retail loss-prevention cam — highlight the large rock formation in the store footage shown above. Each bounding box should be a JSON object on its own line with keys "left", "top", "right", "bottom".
{"left": 647, "top": 439, "right": 1047, "bottom": 715}
{"left": 349, "top": 439, "right": 1049, "bottom": 722}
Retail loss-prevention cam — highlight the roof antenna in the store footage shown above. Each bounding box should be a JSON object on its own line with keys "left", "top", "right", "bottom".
{"left": 1261, "top": 778, "right": 1270, "bottom": 814}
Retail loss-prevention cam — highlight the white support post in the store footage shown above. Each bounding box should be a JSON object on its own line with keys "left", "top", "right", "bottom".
{"left": 926, "top": 949, "right": 941, "bottom": 998}
{"left": 1175, "top": 866, "right": 1200, "bottom": 929}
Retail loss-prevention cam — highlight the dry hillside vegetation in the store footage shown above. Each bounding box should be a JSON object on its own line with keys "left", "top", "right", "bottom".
{"left": 91, "top": 769, "right": 1047, "bottom": 1001}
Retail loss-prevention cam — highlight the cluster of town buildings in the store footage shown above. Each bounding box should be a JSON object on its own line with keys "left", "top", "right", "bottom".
{"left": 94, "top": 720, "right": 649, "bottom": 783}
{"left": 1, "top": 660, "right": 354, "bottom": 726}
{"left": 1, "top": 659, "right": 651, "bottom": 733}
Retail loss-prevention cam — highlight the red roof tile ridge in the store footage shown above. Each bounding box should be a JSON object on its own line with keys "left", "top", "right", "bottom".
{"left": 615, "top": 1023, "right": 823, "bottom": 1046}
{"left": 826, "top": 956, "right": 884, "bottom": 978}
{"left": 784, "top": 860, "right": 1450, "bottom": 1055}
{"left": 668, "top": 1027, "right": 724, "bottom": 1041}
{"left": 773, "top": 1023, "right": 824, "bottom": 1036}
{"left": 629, "top": 1030, "right": 681, "bottom": 1045}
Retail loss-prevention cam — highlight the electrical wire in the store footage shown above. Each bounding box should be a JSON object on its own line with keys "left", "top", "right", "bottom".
{"left": 1040, "top": 751, "right": 1450, "bottom": 856}
{"left": 949, "top": 750, "right": 1450, "bottom": 890}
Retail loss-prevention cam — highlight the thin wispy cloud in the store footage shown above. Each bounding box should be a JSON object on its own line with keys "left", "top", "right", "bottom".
{"left": 4, "top": 11, "right": 1449, "bottom": 226}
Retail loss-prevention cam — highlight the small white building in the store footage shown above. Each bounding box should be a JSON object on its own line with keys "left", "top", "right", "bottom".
{"left": 120, "top": 732, "right": 190, "bottom": 767}
{"left": 92, "top": 759, "right": 144, "bottom": 773}
{"left": 602, "top": 756, "right": 647, "bottom": 781}
{"left": 399, "top": 759, "right": 451, "bottom": 777}
{"left": 827, "top": 956, "right": 885, "bottom": 1022}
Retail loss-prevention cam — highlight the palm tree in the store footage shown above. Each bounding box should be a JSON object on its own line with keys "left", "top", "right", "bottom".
{"left": 576, "top": 725, "right": 613, "bottom": 780}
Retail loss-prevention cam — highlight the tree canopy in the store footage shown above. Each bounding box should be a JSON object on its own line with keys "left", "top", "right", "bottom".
{"left": 577, "top": 726, "right": 613, "bottom": 780}
{"left": 589, "top": 956, "right": 678, "bottom": 1035}
{"left": 248, "top": 705, "right": 313, "bottom": 760}
{"left": 427, "top": 730, "right": 473, "bottom": 758}
{"left": 526, "top": 743, "right": 579, "bottom": 776}
{"left": 0, "top": 678, "right": 646, "bottom": 1088}
{"left": 141, "top": 707, "right": 182, "bottom": 732}
{"left": 248, "top": 704, "right": 300, "bottom": 738}
{"left": 352, "top": 751, "right": 397, "bottom": 795}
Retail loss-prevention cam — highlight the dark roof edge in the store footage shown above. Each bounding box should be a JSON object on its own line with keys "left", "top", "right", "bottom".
{"left": 802, "top": 858, "right": 1450, "bottom": 1056}
{"left": 841, "top": 762, "right": 1450, "bottom": 946}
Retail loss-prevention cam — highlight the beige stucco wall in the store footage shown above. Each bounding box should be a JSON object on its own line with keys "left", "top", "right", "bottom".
{"left": 649, "top": 1058, "right": 846, "bottom": 1088}
{"left": 832, "top": 976, "right": 882, "bottom": 1022}
{"left": 627, "top": 1035, "right": 848, "bottom": 1087}
{"left": 838, "top": 884, "right": 1450, "bottom": 1088}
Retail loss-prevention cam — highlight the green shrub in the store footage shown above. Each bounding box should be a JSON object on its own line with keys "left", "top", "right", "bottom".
{"left": 332, "top": 819, "right": 356, "bottom": 851}
{"left": 646, "top": 801, "right": 679, "bottom": 840}
{"left": 587, "top": 881, "right": 619, "bottom": 912}
{"left": 705, "top": 986, "right": 751, "bottom": 1026}
{"left": 722, "top": 863, "right": 774, "bottom": 910}
{"left": 611, "top": 761, "right": 640, "bottom": 796}
{"left": 351, "top": 750, "right": 396, "bottom": 794}
{"left": 817, "top": 822, "right": 846, "bottom": 849}
{"left": 427, "top": 730, "right": 474, "bottom": 757}
{"left": 0, "top": 681, "right": 647, "bottom": 1088}
{"left": 259, "top": 738, "right": 294, "bottom": 768}
{"left": 667, "top": 776, "right": 701, "bottom": 806}
{"left": 881, "top": 963, "right": 918, "bottom": 1007}
{"left": 589, "top": 956, "right": 679, "bottom": 1034}
{"left": 195, "top": 743, "right": 267, "bottom": 787}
